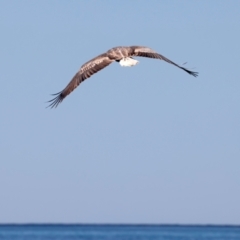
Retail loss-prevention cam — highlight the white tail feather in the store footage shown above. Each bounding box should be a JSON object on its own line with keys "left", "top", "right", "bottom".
{"left": 119, "top": 57, "right": 139, "bottom": 67}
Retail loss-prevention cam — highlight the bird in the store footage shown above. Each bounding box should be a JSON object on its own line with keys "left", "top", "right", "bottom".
{"left": 47, "top": 46, "right": 198, "bottom": 108}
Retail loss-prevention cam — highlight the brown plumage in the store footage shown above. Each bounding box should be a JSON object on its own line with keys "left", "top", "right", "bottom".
{"left": 47, "top": 46, "right": 198, "bottom": 108}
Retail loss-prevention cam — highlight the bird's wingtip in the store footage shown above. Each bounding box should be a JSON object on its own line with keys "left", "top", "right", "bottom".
{"left": 46, "top": 92, "right": 64, "bottom": 109}
{"left": 181, "top": 66, "right": 199, "bottom": 77}
{"left": 188, "top": 70, "right": 198, "bottom": 77}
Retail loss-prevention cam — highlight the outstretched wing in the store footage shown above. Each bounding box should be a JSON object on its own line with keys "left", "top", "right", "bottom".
{"left": 132, "top": 46, "right": 198, "bottom": 77}
{"left": 47, "top": 53, "right": 114, "bottom": 108}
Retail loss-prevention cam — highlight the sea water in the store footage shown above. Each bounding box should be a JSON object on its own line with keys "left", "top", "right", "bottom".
{"left": 0, "top": 224, "right": 240, "bottom": 240}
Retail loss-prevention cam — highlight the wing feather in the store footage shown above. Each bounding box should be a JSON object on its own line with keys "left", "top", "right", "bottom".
{"left": 47, "top": 54, "right": 113, "bottom": 108}
{"left": 132, "top": 46, "right": 198, "bottom": 77}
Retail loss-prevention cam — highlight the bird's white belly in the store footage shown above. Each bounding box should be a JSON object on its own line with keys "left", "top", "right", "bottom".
{"left": 119, "top": 57, "right": 139, "bottom": 67}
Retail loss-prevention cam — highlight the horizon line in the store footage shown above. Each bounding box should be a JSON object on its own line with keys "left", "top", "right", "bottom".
{"left": 0, "top": 223, "right": 240, "bottom": 227}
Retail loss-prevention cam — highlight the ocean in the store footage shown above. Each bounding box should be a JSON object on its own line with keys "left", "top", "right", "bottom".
{"left": 0, "top": 224, "right": 240, "bottom": 240}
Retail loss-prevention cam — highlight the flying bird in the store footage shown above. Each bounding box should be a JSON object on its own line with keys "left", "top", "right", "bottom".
{"left": 48, "top": 46, "right": 198, "bottom": 108}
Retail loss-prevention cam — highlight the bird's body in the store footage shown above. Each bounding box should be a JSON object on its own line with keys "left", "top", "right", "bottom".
{"left": 48, "top": 46, "right": 198, "bottom": 108}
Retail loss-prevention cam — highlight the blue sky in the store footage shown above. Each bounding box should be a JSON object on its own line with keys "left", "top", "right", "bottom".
{"left": 1, "top": 1, "right": 240, "bottom": 224}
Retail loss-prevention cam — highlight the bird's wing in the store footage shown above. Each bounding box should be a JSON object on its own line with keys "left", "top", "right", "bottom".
{"left": 132, "top": 46, "right": 198, "bottom": 77}
{"left": 47, "top": 54, "right": 114, "bottom": 108}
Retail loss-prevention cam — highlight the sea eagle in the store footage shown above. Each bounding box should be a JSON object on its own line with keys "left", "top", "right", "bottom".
{"left": 48, "top": 46, "right": 198, "bottom": 108}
